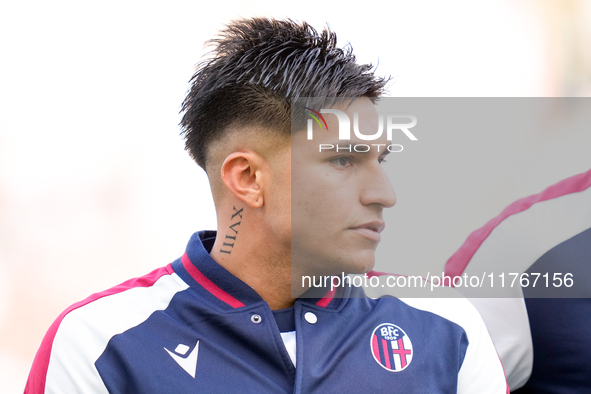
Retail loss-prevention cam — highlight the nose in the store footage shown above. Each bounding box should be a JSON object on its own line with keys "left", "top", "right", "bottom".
{"left": 360, "top": 166, "right": 397, "bottom": 208}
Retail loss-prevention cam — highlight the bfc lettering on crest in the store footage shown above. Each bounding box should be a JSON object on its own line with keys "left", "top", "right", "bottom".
{"left": 370, "top": 323, "right": 413, "bottom": 372}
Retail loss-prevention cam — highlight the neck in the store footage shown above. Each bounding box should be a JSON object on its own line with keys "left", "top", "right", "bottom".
{"left": 210, "top": 226, "right": 297, "bottom": 310}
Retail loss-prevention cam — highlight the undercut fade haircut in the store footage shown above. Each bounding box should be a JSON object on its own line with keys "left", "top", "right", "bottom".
{"left": 180, "top": 17, "right": 389, "bottom": 170}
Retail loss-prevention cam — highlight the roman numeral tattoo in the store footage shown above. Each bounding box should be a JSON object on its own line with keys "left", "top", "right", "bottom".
{"left": 231, "top": 206, "right": 243, "bottom": 220}
{"left": 220, "top": 206, "right": 242, "bottom": 254}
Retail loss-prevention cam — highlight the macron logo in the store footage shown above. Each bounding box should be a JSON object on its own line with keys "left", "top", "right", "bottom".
{"left": 164, "top": 341, "right": 199, "bottom": 378}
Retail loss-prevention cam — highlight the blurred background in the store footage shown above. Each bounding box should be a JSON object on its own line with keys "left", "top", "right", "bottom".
{"left": 1, "top": 0, "right": 590, "bottom": 391}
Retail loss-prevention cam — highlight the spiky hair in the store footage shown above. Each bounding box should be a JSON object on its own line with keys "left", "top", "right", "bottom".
{"left": 180, "top": 17, "right": 388, "bottom": 170}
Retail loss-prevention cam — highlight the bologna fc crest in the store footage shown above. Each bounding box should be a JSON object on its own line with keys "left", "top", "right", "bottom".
{"left": 371, "top": 323, "right": 413, "bottom": 372}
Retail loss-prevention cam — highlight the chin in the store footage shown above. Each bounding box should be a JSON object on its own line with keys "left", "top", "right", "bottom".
{"left": 340, "top": 253, "right": 376, "bottom": 275}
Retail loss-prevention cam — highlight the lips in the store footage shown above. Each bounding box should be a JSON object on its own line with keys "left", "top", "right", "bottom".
{"left": 349, "top": 221, "right": 385, "bottom": 242}
{"left": 351, "top": 221, "right": 386, "bottom": 234}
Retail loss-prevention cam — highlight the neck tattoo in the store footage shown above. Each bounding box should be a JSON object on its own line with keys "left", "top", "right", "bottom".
{"left": 220, "top": 206, "right": 243, "bottom": 254}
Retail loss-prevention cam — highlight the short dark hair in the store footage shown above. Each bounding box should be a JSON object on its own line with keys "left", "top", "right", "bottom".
{"left": 180, "top": 17, "right": 388, "bottom": 170}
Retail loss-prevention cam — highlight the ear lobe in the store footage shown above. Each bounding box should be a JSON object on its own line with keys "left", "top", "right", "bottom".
{"left": 221, "top": 152, "right": 264, "bottom": 209}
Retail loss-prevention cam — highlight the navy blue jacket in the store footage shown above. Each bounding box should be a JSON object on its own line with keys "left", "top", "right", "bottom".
{"left": 26, "top": 231, "right": 506, "bottom": 393}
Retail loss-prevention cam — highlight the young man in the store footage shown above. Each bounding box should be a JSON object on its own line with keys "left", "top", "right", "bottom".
{"left": 25, "top": 18, "right": 507, "bottom": 393}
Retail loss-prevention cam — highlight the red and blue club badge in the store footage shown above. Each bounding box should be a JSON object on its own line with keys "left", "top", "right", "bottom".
{"left": 371, "top": 323, "right": 413, "bottom": 372}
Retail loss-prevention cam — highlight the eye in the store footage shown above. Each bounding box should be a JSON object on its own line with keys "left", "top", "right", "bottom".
{"left": 330, "top": 156, "right": 353, "bottom": 168}
{"left": 378, "top": 156, "right": 388, "bottom": 164}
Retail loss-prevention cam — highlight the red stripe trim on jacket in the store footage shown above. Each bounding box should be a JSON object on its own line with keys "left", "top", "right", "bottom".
{"left": 181, "top": 252, "right": 245, "bottom": 308}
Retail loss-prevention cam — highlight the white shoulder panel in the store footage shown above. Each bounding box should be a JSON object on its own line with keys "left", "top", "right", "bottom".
{"left": 45, "top": 273, "right": 188, "bottom": 393}
{"left": 466, "top": 297, "right": 531, "bottom": 390}
{"left": 398, "top": 296, "right": 507, "bottom": 394}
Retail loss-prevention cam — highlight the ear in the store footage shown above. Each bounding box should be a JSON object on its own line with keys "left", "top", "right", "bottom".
{"left": 220, "top": 151, "right": 264, "bottom": 209}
